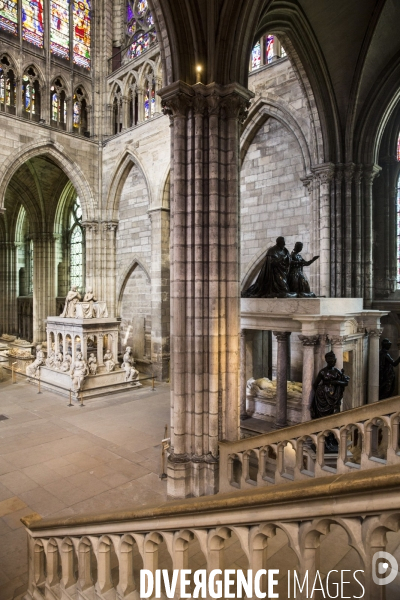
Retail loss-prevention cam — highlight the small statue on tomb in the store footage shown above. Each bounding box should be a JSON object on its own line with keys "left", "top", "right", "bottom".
{"left": 288, "top": 242, "right": 319, "bottom": 297}
{"left": 70, "top": 352, "right": 88, "bottom": 392}
{"left": 311, "top": 351, "right": 349, "bottom": 419}
{"left": 54, "top": 352, "right": 63, "bottom": 370}
{"left": 88, "top": 353, "right": 98, "bottom": 375}
{"left": 379, "top": 338, "right": 400, "bottom": 400}
{"left": 104, "top": 349, "right": 115, "bottom": 373}
{"left": 60, "top": 286, "right": 81, "bottom": 318}
{"left": 26, "top": 344, "right": 45, "bottom": 378}
{"left": 82, "top": 287, "right": 97, "bottom": 318}
{"left": 45, "top": 350, "right": 55, "bottom": 368}
{"left": 122, "top": 346, "right": 139, "bottom": 382}
{"left": 241, "top": 236, "right": 297, "bottom": 298}
{"left": 60, "top": 353, "right": 72, "bottom": 372}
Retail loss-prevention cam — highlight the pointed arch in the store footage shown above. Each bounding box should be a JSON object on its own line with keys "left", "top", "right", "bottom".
{"left": 0, "top": 141, "right": 96, "bottom": 221}
{"left": 241, "top": 95, "right": 313, "bottom": 174}
{"left": 105, "top": 149, "right": 152, "bottom": 220}
{"left": 117, "top": 257, "right": 151, "bottom": 316}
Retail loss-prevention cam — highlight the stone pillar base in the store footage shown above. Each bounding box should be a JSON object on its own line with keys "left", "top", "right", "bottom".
{"left": 167, "top": 457, "right": 219, "bottom": 498}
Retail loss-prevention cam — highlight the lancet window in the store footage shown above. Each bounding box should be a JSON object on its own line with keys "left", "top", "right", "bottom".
{"left": 72, "top": 87, "right": 88, "bottom": 135}
{"left": 22, "top": 67, "right": 40, "bottom": 121}
{"left": 50, "top": 78, "right": 67, "bottom": 128}
{"left": 69, "top": 197, "right": 83, "bottom": 289}
{"left": 144, "top": 73, "right": 155, "bottom": 120}
{"left": 0, "top": 56, "right": 16, "bottom": 114}
{"left": 112, "top": 86, "right": 123, "bottom": 134}
{"left": 250, "top": 34, "right": 287, "bottom": 71}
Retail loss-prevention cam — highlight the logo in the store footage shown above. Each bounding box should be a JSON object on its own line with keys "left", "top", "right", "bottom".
{"left": 372, "top": 552, "right": 399, "bottom": 586}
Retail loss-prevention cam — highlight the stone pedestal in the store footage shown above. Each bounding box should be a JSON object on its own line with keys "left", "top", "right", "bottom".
{"left": 240, "top": 298, "right": 388, "bottom": 427}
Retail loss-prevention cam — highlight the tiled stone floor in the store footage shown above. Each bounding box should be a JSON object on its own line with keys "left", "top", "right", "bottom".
{"left": 0, "top": 372, "right": 170, "bottom": 600}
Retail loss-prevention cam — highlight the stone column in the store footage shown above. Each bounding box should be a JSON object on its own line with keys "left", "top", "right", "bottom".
{"left": 343, "top": 163, "right": 355, "bottom": 296}
{"left": 329, "top": 335, "right": 347, "bottom": 370}
{"left": 353, "top": 165, "right": 363, "bottom": 297}
{"left": 0, "top": 241, "right": 18, "bottom": 336}
{"left": 97, "top": 334, "right": 104, "bottom": 367}
{"left": 81, "top": 221, "right": 99, "bottom": 293}
{"left": 149, "top": 207, "right": 170, "bottom": 380}
{"left": 137, "top": 88, "right": 144, "bottom": 123}
{"left": 273, "top": 332, "right": 291, "bottom": 428}
{"left": 159, "top": 81, "right": 252, "bottom": 498}
{"left": 32, "top": 233, "right": 57, "bottom": 343}
{"left": 368, "top": 329, "right": 382, "bottom": 403}
{"left": 299, "top": 335, "right": 319, "bottom": 422}
{"left": 101, "top": 222, "right": 118, "bottom": 318}
{"left": 312, "top": 164, "right": 335, "bottom": 297}
{"left": 240, "top": 330, "right": 248, "bottom": 420}
{"left": 363, "top": 164, "right": 381, "bottom": 306}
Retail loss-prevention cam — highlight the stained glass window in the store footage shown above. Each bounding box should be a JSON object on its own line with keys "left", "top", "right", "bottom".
{"left": 51, "top": 0, "right": 70, "bottom": 59}
{"left": 252, "top": 41, "right": 261, "bottom": 70}
{"left": 265, "top": 35, "right": 274, "bottom": 63}
{"left": 281, "top": 45, "right": 287, "bottom": 59}
{"left": 0, "top": 69, "right": 15, "bottom": 108}
{"left": 22, "top": 0, "right": 44, "bottom": 47}
{"left": 51, "top": 92, "right": 59, "bottom": 121}
{"left": 73, "top": 0, "right": 91, "bottom": 69}
{"left": 126, "top": 0, "right": 157, "bottom": 60}
{"left": 397, "top": 133, "right": 400, "bottom": 162}
{"left": 0, "top": 0, "right": 18, "bottom": 35}
{"left": 73, "top": 99, "right": 80, "bottom": 127}
{"left": 23, "top": 74, "right": 36, "bottom": 115}
{"left": 70, "top": 197, "right": 83, "bottom": 289}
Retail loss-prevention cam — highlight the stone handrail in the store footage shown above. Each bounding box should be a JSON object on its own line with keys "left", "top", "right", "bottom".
{"left": 22, "top": 465, "right": 400, "bottom": 600}
{"left": 219, "top": 396, "right": 400, "bottom": 493}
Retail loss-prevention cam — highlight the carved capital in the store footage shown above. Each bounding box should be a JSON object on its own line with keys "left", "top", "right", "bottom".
{"left": 192, "top": 94, "right": 207, "bottom": 116}
{"left": 299, "top": 334, "right": 320, "bottom": 346}
{"left": 162, "top": 92, "right": 192, "bottom": 119}
{"left": 329, "top": 335, "right": 348, "bottom": 346}
{"left": 368, "top": 329, "right": 383, "bottom": 338}
{"left": 353, "top": 165, "right": 363, "bottom": 185}
{"left": 102, "top": 221, "right": 118, "bottom": 233}
{"left": 273, "top": 331, "right": 291, "bottom": 342}
{"left": 363, "top": 163, "right": 381, "bottom": 185}
{"left": 312, "top": 163, "right": 336, "bottom": 185}
{"left": 222, "top": 93, "right": 251, "bottom": 122}
{"left": 81, "top": 221, "right": 98, "bottom": 233}
{"left": 344, "top": 162, "right": 355, "bottom": 182}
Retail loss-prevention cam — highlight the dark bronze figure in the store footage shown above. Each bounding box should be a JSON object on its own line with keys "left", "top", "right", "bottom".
{"left": 379, "top": 338, "right": 400, "bottom": 400}
{"left": 288, "top": 242, "right": 319, "bottom": 297}
{"left": 242, "top": 236, "right": 297, "bottom": 298}
{"left": 311, "top": 351, "right": 349, "bottom": 451}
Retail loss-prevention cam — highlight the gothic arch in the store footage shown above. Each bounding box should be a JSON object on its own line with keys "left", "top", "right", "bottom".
{"left": 117, "top": 257, "right": 151, "bottom": 316}
{"left": 0, "top": 141, "right": 96, "bottom": 221}
{"left": 241, "top": 95, "right": 313, "bottom": 174}
{"left": 105, "top": 150, "right": 152, "bottom": 219}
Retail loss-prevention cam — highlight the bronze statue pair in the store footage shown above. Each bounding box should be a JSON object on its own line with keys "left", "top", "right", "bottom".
{"left": 242, "top": 237, "right": 319, "bottom": 298}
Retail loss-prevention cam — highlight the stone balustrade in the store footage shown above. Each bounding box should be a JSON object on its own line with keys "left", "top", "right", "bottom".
{"left": 219, "top": 396, "right": 400, "bottom": 494}
{"left": 22, "top": 464, "right": 400, "bottom": 600}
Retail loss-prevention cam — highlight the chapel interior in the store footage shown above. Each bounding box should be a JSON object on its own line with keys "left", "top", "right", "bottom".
{"left": 1, "top": 0, "right": 400, "bottom": 598}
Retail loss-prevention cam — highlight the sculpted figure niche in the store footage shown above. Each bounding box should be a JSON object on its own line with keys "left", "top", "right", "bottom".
{"left": 242, "top": 237, "right": 318, "bottom": 298}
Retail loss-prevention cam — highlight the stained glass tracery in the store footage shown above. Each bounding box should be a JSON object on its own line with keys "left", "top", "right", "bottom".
{"left": 0, "top": 0, "right": 18, "bottom": 35}
{"left": 126, "top": 0, "right": 157, "bottom": 60}
{"left": 51, "top": 0, "right": 70, "bottom": 59}
{"left": 73, "top": 0, "right": 91, "bottom": 69}
{"left": 22, "top": 0, "right": 44, "bottom": 47}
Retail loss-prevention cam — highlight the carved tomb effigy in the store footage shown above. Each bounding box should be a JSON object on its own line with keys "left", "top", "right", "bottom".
{"left": 29, "top": 287, "right": 141, "bottom": 399}
{"left": 240, "top": 237, "right": 388, "bottom": 430}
